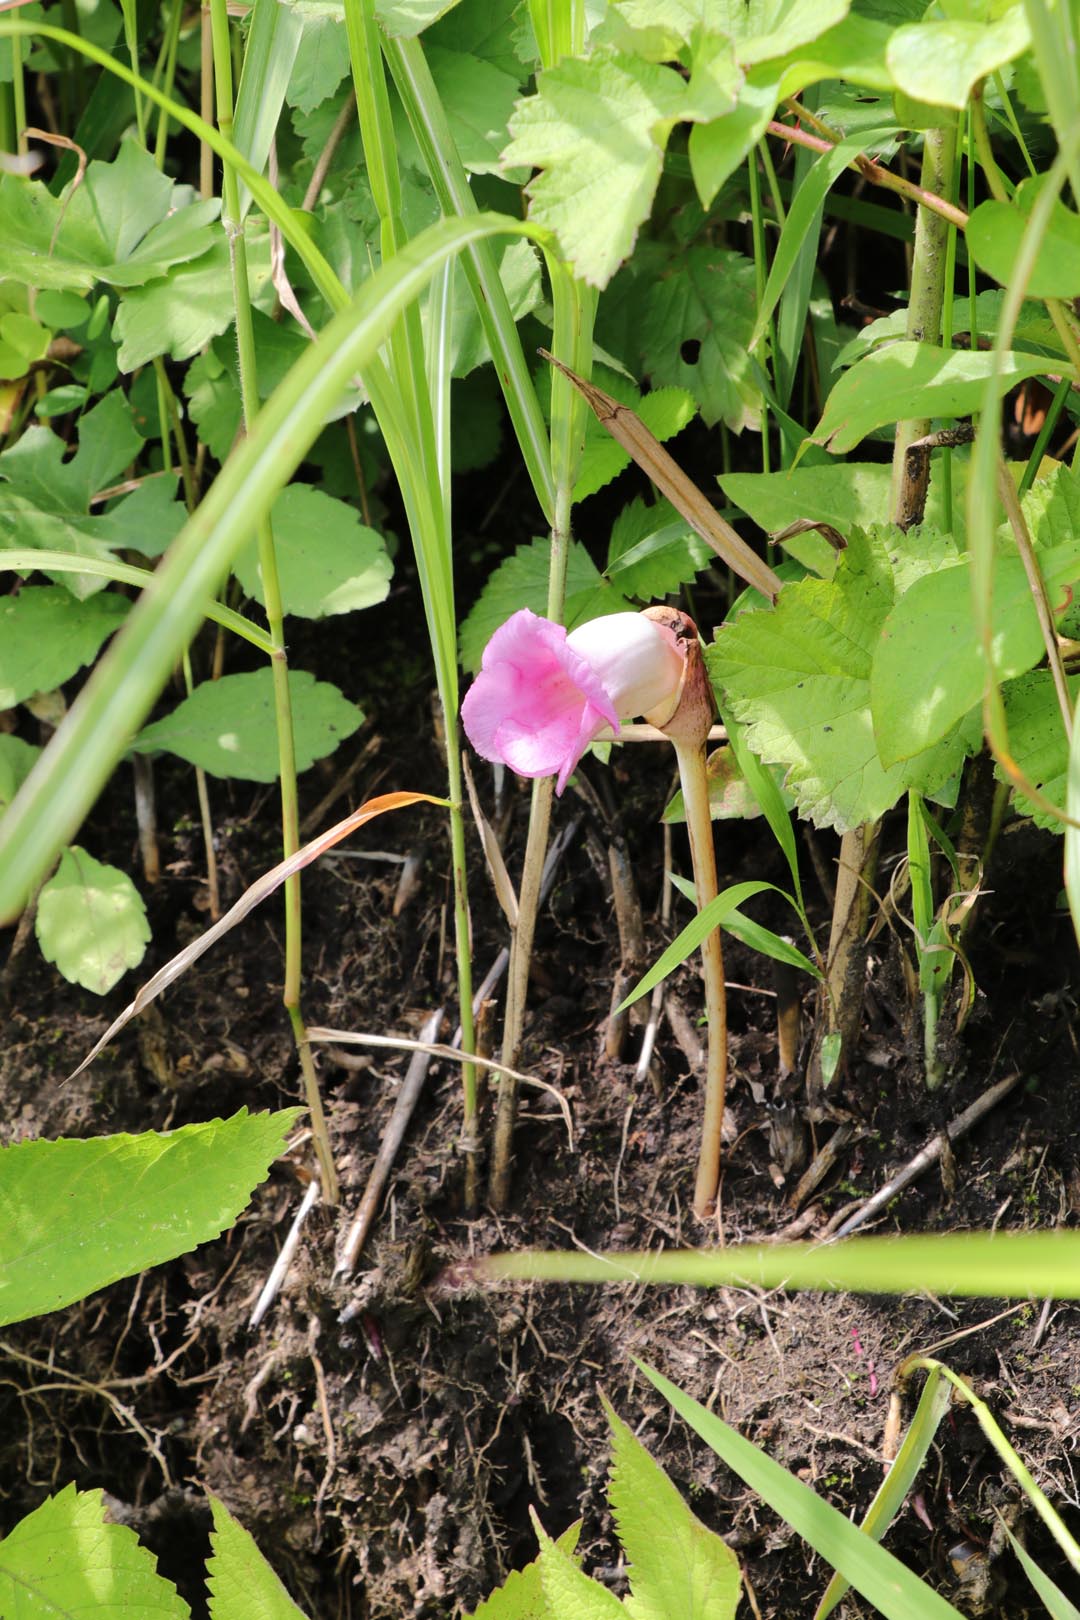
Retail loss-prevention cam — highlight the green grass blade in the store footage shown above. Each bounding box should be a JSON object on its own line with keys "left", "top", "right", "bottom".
{"left": 814, "top": 1366, "right": 952, "bottom": 1620}
{"left": 0, "top": 210, "right": 540, "bottom": 917}
{"left": 385, "top": 34, "right": 556, "bottom": 526}
{"left": 0, "top": 551, "right": 274, "bottom": 652}
{"left": 232, "top": 0, "right": 303, "bottom": 219}
{"left": 999, "top": 1519, "right": 1080, "bottom": 1620}
{"left": 476, "top": 1229, "right": 1080, "bottom": 1298}
{"left": 617, "top": 880, "right": 779, "bottom": 1012}
{"left": 637, "top": 1361, "right": 969, "bottom": 1620}
{"left": 668, "top": 873, "right": 821, "bottom": 978}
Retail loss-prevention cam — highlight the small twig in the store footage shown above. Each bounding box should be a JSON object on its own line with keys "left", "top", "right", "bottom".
{"left": 767, "top": 114, "right": 969, "bottom": 231}
{"left": 302, "top": 89, "right": 356, "bottom": 211}
{"left": 249, "top": 1178, "right": 321, "bottom": 1329}
{"left": 787, "top": 1123, "right": 859, "bottom": 1212}
{"left": 834, "top": 1071, "right": 1023, "bottom": 1237}
{"left": 334, "top": 1010, "right": 444, "bottom": 1277}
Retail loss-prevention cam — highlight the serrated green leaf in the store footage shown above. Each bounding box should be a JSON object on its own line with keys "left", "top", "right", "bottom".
{"left": 688, "top": 67, "right": 780, "bottom": 209}
{"left": 0, "top": 586, "right": 129, "bottom": 706}
{"left": 709, "top": 528, "right": 981, "bottom": 831}
{"left": 0, "top": 140, "right": 220, "bottom": 293}
{"left": 207, "top": 1497, "right": 309, "bottom": 1620}
{"left": 458, "top": 537, "right": 631, "bottom": 674}
{"left": 287, "top": 5, "right": 351, "bottom": 115}
{"left": 969, "top": 176, "right": 1080, "bottom": 301}
{"left": 0, "top": 1485, "right": 190, "bottom": 1620}
{"left": 133, "top": 668, "right": 363, "bottom": 781}
{"left": 872, "top": 544, "right": 1080, "bottom": 766}
{"left": 606, "top": 496, "right": 712, "bottom": 599}
{"left": 376, "top": 0, "right": 461, "bottom": 37}
{"left": 997, "top": 670, "right": 1079, "bottom": 829}
{"left": 639, "top": 245, "right": 760, "bottom": 431}
{"left": 603, "top": 1397, "right": 740, "bottom": 1620}
{"left": 535, "top": 1517, "right": 625, "bottom": 1619}
{"left": 36, "top": 846, "right": 150, "bottom": 995}
{"left": 502, "top": 52, "right": 690, "bottom": 287}
{"left": 114, "top": 232, "right": 273, "bottom": 372}
{"left": 424, "top": 44, "right": 523, "bottom": 175}
{"left": 886, "top": 3, "right": 1029, "bottom": 110}
{"left": 232, "top": 486, "right": 392, "bottom": 618}
{"left": 466, "top": 1524, "right": 582, "bottom": 1620}
{"left": 811, "top": 344, "right": 1062, "bottom": 454}
{"left": 712, "top": 0, "right": 850, "bottom": 64}
{"left": 0, "top": 734, "right": 40, "bottom": 813}
{"left": 0, "top": 1108, "right": 300, "bottom": 1325}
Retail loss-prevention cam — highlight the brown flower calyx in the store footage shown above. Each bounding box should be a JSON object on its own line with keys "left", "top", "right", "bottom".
{"left": 639, "top": 606, "right": 715, "bottom": 749}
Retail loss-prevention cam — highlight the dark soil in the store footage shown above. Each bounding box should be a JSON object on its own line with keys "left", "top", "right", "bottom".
{"left": 4, "top": 514, "right": 1080, "bottom": 1620}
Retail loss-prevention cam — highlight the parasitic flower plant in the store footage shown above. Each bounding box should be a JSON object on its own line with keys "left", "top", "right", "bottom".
{"left": 464, "top": 605, "right": 728, "bottom": 1221}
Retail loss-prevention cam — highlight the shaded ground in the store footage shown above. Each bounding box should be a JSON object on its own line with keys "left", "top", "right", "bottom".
{"left": 3, "top": 560, "right": 1080, "bottom": 1617}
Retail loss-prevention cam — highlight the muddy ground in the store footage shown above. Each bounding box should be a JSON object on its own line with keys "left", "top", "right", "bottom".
{"left": 4, "top": 466, "right": 1080, "bottom": 1619}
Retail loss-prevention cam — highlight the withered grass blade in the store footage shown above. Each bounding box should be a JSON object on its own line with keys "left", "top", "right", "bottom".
{"left": 539, "top": 350, "right": 783, "bottom": 605}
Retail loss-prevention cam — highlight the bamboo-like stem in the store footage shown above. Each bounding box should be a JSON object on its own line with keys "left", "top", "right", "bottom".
{"left": 489, "top": 263, "right": 593, "bottom": 1211}
{"left": 344, "top": 0, "right": 478, "bottom": 1207}
{"left": 673, "top": 733, "right": 727, "bottom": 1221}
{"left": 209, "top": 0, "right": 338, "bottom": 1201}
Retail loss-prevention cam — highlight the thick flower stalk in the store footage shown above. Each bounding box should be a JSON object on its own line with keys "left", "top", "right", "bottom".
{"left": 464, "top": 606, "right": 727, "bottom": 1221}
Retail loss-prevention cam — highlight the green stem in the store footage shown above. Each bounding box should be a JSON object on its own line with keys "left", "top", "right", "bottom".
{"left": 118, "top": 0, "right": 146, "bottom": 144}
{"left": 10, "top": 28, "right": 25, "bottom": 156}
{"left": 344, "top": 0, "right": 478, "bottom": 1206}
{"left": 747, "top": 146, "right": 772, "bottom": 474}
{"left": 209, "top": 0, "right": 338, "bottom": 1202}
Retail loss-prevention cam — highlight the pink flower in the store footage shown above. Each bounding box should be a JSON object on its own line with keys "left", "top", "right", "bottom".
{"left": 462, "top": 608, "right": 685, "bottom": 794}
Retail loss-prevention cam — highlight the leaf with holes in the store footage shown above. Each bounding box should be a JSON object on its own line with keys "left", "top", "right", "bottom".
{"left": 638, "top": 244, "right": 760, "bottom": 431}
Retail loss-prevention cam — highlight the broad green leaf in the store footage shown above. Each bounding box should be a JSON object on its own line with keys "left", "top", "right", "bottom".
{"left": 872, "top": 543, "right": 1080, "bottom": 766}
{"left": 886, "top": 3, "right": 1030, "bottom": 110}
{"left": 133, "top": 669, "right": 364, "bottom": 781}
{"left": 815, "top": 1366, "right": 952, "bottom": 1620}
{"left": 0, "top": 735, "right": 40, "bottom": 812}
{"left": 287, "top": 2, "right": 350, "bottom": 116}
{"left": 638, "top": 1364, "right": 969, "bottom": 1620}
{"left": 458, "top": 537, "right": 632, "bottom": 673}
{"left": 481, "top": 1230, "right": 1080, "bottom": 1299}
{"left": 720, "top": 704, "right": 803, "bottom": 907}
{"left": 423, "top": 45, "right": 523, "bottom": 175}
{"left": 711, "top": 0, "right": 849, "bottom": 64}
{"left": 466, "top": 1525, "right": 581, "bottom": 1620}
{"left": 638, "top": 245, "right": 760, "bottom": 431}
{"left": 425, "top": 0, "right": 524, "bottom": 81}
{"left": 688, "top": 67, "right": 779, "bottom": 209}
{"left": 0, "top": 1486, "right": 189, "bottom": 1620}
{"left": 0, "top": 586, "right": 129, "bottom": 706}
{"left": 605, "top": 497, "right": 712, "bottom": 599}
{"left": 0, "top": 1108, "right": 299, "bottom": 1324}
{"left": 535, "top": 1517, "right": 626, "bottom": 1619}
{"left": 376, "top": 0, "right": 461, "bottom": 37}
{"left": 36, "top": 846, "right": 150, "bottom": 994}
{"left": 709, "top": 528, "right": 981, "bottom": 832}
{"left": 663, "top": 745, "right": 766, "bottom": 822}
{"left": 232, "top": 486, "right": 393, "bottom": 618}
{"left": 502, "top": 52, "right": 690, "bottom": 287}
{"left": 207, "top": 1497, "right": 309, "bottom": 1620}
{"left": 0, "top": 140, "right": 219, "bottom": 293}
{"left": 114, "top": 232, "right": 273, "bottom": 371}
{"left": 720, "top": 460, "right": 971, "bottom": 576}
{"left": 811, "top": 343, "right": 1063, "bottom": 454}
{"left": 997, "top": 670, "right": 1079, "bottom": 829}
{"left": 999, "top": 1518, "right": 1080, "bottom": 1620}
{"left": 185, "top": 348, "right": 242, "bottom": 462}
{"left": 619, "top": 880, "right": 776, "bottom": 1010}
{"left": 604, "top": 1397, "right": 741, "bottom": 1620}
{"left": 0, "top": 394, "right": 185, "bottom": 593}
{"left": 1068, "top": 685, "right": 1080, "bottom": 944}
{"left": 835, "top": 293, "right": 1063, "bottom": 368}
{"left": 968, "top": 176, "right": 1080, "bottom": 300}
